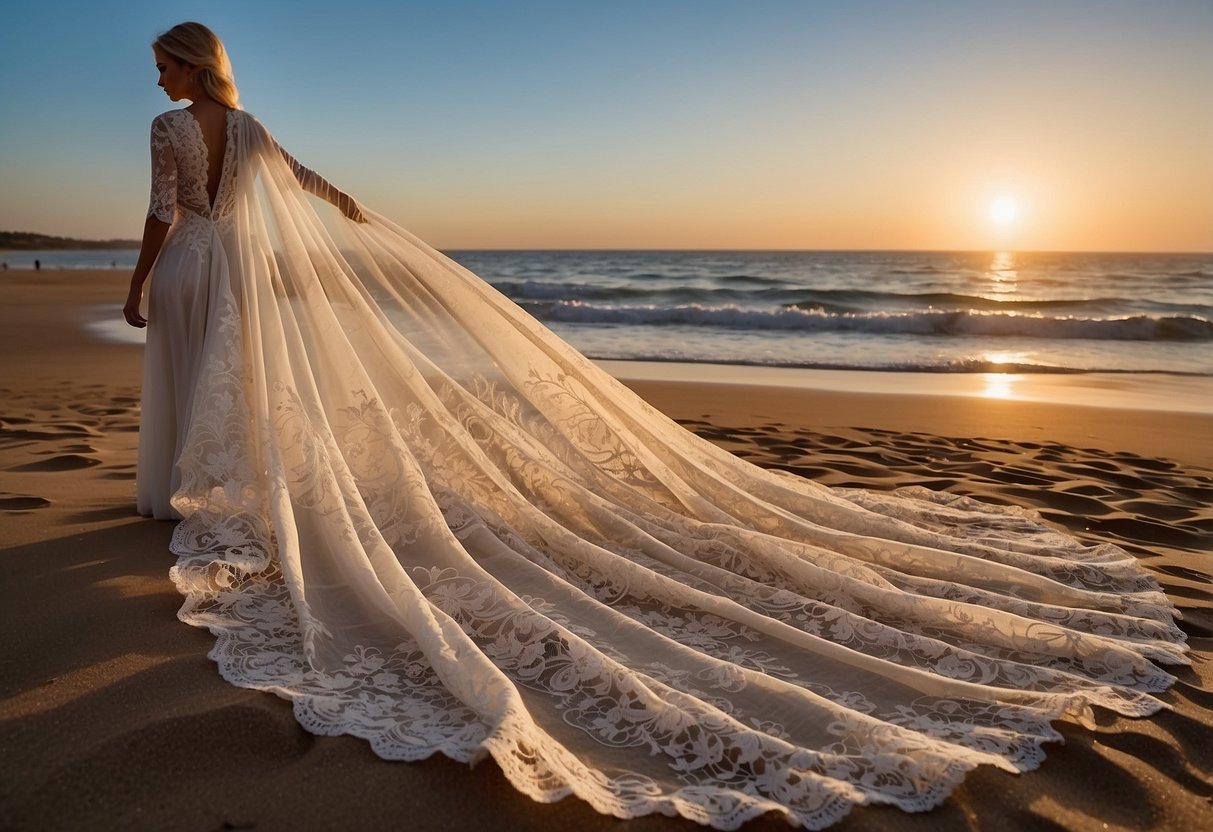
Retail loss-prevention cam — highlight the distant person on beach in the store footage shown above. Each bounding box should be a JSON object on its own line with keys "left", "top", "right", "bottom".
{"left": 123, "top": 20, "right": 1185, "bottom": 830}
{"left": 34, "top": 259, "right": 40, "bottom": 271}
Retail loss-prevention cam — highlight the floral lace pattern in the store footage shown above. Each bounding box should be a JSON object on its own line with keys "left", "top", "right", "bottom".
{"left": 147, "top": 110, "right": 237, "bottom": 218}
{"left": 153, "top": 109, "right": 1188, "bottom": 830}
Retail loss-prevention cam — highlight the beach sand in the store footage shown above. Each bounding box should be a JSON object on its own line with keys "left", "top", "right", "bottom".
{"left": 2, "top": 270, "right": 1210, "bottom": 831}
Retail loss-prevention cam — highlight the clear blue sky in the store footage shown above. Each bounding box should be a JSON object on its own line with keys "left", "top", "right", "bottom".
{"left": 1, "top": 0, "right": 1210, "bottom": 250}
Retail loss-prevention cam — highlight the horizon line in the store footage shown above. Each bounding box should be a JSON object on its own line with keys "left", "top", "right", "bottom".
{"left": 2, "top": 234, "right": 1210, "bottom": 259}
{"left": 435, "top": 247, "right": 1213, "bottom": 256}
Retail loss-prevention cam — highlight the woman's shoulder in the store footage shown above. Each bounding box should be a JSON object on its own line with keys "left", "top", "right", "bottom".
{"left": 232, "top": 108, "right": 262, "bottom": 127}
{"left": 150, "top": 108, "right": 266, "bottom": 144}
{"left": 149, "top": 109, "right": 176, "bottom": 131}
{"left": 151, "top": 108, "right": 190, "bottom": 125}
{"left": 151, "top": 107, "right": 258, "bottom": 124}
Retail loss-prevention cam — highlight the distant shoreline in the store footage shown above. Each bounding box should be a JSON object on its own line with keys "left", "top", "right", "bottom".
{"left": 0, "top": 232, "right": 140, "bottom": 251}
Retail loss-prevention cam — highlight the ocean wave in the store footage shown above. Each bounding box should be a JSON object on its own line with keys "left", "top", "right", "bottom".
{"left": 717, "top": 273, "right": 793, "bottom": 286}
{"left": 492, "top": 280, "right": 780, "bottom": 303}
{"left": 1169, "top": 269, "right": 1213, "bottom": 281}
{"left": 490, "top": 280, "right": 647, "bottom": 301}
{"left": 583, "top": 352, "right": 1211, "bottom": 375}
{"left": 888, "top": 265, "right": 950, "bottom": 274}
{"left": 491, "top": 281, "right": 1210, "bottom": 317}
{"left": 528, "top": 301, "right": 1213, "bottom": 341}
{"left": 785, "top": 289, "right": 1210, "bottom": 315}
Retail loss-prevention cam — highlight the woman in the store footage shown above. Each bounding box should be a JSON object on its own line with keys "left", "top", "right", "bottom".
{"left": 125, "top": 22, "right": 1186, "bottom": 829}
{"left": 124, "top": 23, "right": 363, "bottom": 519}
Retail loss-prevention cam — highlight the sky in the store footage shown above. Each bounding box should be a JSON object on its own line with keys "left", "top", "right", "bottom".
{"left": 1, "top": 0, "right": 1210, "bottom": 252}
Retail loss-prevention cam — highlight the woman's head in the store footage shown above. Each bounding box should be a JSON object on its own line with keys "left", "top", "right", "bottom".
{"left": 153, "top": 22, "right": 239, "bottom": 109}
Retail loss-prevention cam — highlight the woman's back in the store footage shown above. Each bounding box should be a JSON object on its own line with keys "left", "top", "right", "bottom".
{"left": 148, "top": 107, "right": 237, "bottom": 224}
{"left": 184, "top": 105, "right": 230, "bottom": 209}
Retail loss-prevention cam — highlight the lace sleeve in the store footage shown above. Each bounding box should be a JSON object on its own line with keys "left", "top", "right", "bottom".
{"left": 276, "top": 143, "right": 360, "bottom": 218}
{"left": 146, "top": 116, "right": 176, "bottom": 224}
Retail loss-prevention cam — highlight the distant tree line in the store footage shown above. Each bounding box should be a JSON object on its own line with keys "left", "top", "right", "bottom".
{"left": 0, "top": 231, "right": 140, "bottom": 250}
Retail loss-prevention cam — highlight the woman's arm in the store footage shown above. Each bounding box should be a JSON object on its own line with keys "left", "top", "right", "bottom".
{"left": 125, "top": 115, "right": 176, "bottom": 328}
{"left": 123, "top": 216, "right": 170, "bottom": 328}
{"left": 277, "top": 144, "right": 366, "bottom": 222}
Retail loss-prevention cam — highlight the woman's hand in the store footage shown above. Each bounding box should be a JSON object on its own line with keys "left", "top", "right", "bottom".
{"left": 124, "top": 283, "right": 147, "bottom": 328}
{"left": 126, "top": 216, "right": 168, "bottom": 328}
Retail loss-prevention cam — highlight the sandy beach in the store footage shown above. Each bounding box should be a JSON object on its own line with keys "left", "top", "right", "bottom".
{"left": 2, "top": 269, "right": 1210, "bottom": 831}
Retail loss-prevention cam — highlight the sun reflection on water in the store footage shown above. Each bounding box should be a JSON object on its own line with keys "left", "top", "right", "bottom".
{"left": 987, "top": 251, "right": 1019, "bottom": 295}
{"left": 979, "top": 349, "right": 1028, "bottom": 399}
{"left": 981, "top": 372, "right": 1022, "bottom": 400}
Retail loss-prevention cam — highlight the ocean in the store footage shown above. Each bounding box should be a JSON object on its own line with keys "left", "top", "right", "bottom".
{"left": 10, "top": 248, "right": 1211, "bottom": 376}
{"left": 459, "top": 249, "right": 1213, "bottom": 376}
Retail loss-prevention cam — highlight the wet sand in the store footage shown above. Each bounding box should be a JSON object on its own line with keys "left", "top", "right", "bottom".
{"left": 1, "top": 270, "right": 1210, "bottom": 830}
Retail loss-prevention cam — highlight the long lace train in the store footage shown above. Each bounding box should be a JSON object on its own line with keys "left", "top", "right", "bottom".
{"left": 158, "top": 110, "right": 1186, "bottom": 829}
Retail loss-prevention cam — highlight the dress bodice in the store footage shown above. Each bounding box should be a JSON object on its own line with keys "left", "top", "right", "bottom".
{"left": 146, "top": 108, "right": 239, "bottom": 225}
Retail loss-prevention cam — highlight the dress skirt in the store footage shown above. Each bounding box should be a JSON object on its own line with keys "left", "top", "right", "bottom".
{"left": 136, "top": 217, "right": 226, "bottom": 519}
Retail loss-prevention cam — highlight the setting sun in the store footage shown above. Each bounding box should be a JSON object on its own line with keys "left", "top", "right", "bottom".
{"left": 990, "top": 197, "right": 1020, "bottom": 226}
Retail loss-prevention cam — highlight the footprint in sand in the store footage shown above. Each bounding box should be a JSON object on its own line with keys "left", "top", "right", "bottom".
{"left": 1153, "top": 563, "right": 1213, "bottom": 583}
{"left": 987, "top": 466, "right": 1057, "bottom": 487}
{"left": 0, "top": 495, "right": 51, "bottom": 511}
{"left": 825, "top": 461, "right": 902, "bottom": 478}
{"left": 819, "top": 436, "right": 874, "bottom": 450}
{"left": 1001, "top": 486, "right": 1115, "bottom": 516}
{"left": 75, "top": 405, "right": 133, "bottom": 416}
{"left": 0, "top": 423, "right": 103, "bottom": 442}
{"left": 36, "top": 443, "right": 98, "bottom": 456}
{"left": 11, "top": 454, "right": 102, "bottom": 472}
{"left": 1173, "top": 481, "right": 1213, "bottom": 498}
{"left": 1118, "top": 500, "right": 1202, "bottom": 522}
{"left": 1089, "top": 516, "right": 1206, "bottom": 549}
{"left": 1059, "top": 482, "right": 1115, "bottom": 498}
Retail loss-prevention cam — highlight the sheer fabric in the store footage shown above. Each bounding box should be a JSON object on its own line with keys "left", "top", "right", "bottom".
{"left": 138, "top": 108, "right": 1188, "bottom": 829}
{"left": 138, "top": 109, "right": 357, "bottom": 517}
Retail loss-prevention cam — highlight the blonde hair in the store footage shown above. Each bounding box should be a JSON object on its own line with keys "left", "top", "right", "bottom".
{"left": 154, "top": 22, "right": 240, "bottom": 110}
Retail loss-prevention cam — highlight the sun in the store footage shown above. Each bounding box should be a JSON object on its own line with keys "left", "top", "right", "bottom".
{"left": 990, "top": 196, "right": 1019, "bottom": 226}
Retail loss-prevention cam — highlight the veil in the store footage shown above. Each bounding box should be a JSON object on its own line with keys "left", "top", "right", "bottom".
{"left": 166, "top": 111, "right": 1187, "bottom": 828}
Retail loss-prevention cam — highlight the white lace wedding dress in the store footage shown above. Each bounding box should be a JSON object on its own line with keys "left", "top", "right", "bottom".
{"left": 136, "top": 106, "right": 1188, "bottom": 829}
